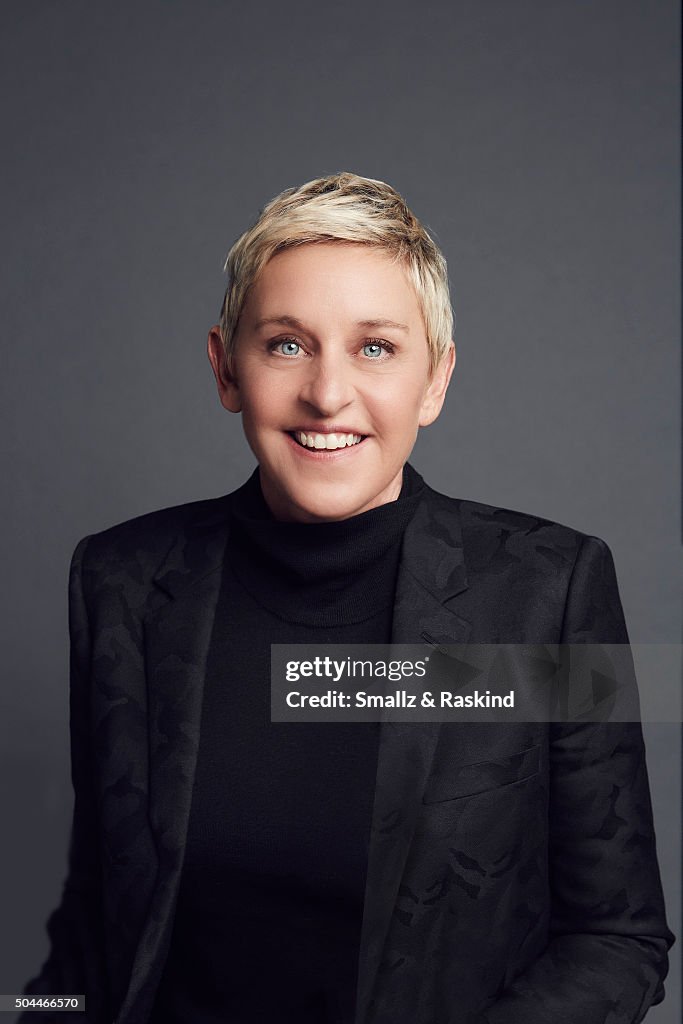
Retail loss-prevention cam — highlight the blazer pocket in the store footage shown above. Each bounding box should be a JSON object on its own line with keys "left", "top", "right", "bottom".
{"left": 422, "top": 743, "right": 541, "bottom": 804}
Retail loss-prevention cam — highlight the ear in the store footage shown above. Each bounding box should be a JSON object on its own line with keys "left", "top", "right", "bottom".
{"left": 419, "top": 342, "right": 456, "bottom": 427}
{"left": 207, "top": 325, "right": 241, "bottom": 413}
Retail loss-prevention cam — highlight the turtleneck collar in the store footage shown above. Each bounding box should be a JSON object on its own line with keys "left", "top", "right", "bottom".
{"left": 226, "top": 463, "right": 425, "bottom": 626}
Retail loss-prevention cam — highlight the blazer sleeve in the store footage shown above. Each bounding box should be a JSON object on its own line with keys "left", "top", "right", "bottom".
{"left": 477, "top": 535, "right": 674, "bottom": 1024}
{"left": 20, "top": 537, "right": 109, "bottom": 1023}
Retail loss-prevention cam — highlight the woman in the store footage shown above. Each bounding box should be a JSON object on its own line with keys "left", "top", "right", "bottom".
{"left": 23, "top": 173, "right": 672, "bottom": 1023}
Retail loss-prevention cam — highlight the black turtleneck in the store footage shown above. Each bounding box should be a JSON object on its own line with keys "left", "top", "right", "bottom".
{"left": 150, "top": 464, "right": 425, "bottom": 1024}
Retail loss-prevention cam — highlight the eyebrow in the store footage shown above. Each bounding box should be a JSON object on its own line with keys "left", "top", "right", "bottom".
{"left": 252, "top": 315, "right": 409, "bottom": 333}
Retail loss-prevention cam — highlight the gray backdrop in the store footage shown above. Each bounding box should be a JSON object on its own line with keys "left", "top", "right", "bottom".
{"left": 1, "top": 1, "right": 680, "bottom": 1020}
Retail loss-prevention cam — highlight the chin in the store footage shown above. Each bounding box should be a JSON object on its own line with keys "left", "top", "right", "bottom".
{"left": 273, "top": 481, "right": 379, "bottom": 523}
{"left": 291, "top": 491, "right": 369, "bottom": 523}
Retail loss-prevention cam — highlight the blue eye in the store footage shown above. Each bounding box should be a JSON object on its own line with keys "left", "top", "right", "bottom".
{"left": 277, "top": 340, "right": 301, "bottom": 356}
{"left": 363, "top": 342, "right": 384, "bottom": 358}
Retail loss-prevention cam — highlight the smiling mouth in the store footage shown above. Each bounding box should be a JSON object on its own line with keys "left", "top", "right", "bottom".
{"left": 290, "top": 431, "right": 366, "bottom": 451}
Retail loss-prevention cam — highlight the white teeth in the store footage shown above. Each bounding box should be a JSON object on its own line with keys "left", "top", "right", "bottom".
{"left": 294, "top": 431, "right": 363, "bottom": 450}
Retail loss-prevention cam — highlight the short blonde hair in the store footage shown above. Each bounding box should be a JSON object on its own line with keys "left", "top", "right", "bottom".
{"left": 218, "top": 172, "right": 454, "bottom": 374}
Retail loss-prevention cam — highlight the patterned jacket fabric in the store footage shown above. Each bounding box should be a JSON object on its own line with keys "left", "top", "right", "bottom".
{"left": 22, "top": 476, "right": 674, "bottom": 1024}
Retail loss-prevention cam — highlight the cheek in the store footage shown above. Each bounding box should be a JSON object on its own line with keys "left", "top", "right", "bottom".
{"left": 241, "top": 386, "right": 282, "bottom": 428}
{"left": 370, "top": 380, "right": 426, "bottom": 428}
{"left": 238, "top": 398, "right": 278, "bottom": 458}
{"left": 233, "top": 358, "right": 287, "bottom": 422}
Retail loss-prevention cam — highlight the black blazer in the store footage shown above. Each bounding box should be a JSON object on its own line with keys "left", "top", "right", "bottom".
{"left": 24, "top": 477, "right": 673, "bottom": 1024}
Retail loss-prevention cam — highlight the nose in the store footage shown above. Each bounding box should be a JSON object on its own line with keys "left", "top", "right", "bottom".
{"left": 298, "top": 350, "right": 354, "bottom": 418}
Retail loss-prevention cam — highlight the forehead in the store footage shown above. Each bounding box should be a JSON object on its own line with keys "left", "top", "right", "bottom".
{"left": 244, "top": 242, "right": 423, "bottom": 326}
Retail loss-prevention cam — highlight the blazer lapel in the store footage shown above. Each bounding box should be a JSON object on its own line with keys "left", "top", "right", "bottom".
{"left": 116, "top": 498, "right": 232, "bottom": 1024}
{"left": 356, "top": 489, "right": 471, "bottom": 1024}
